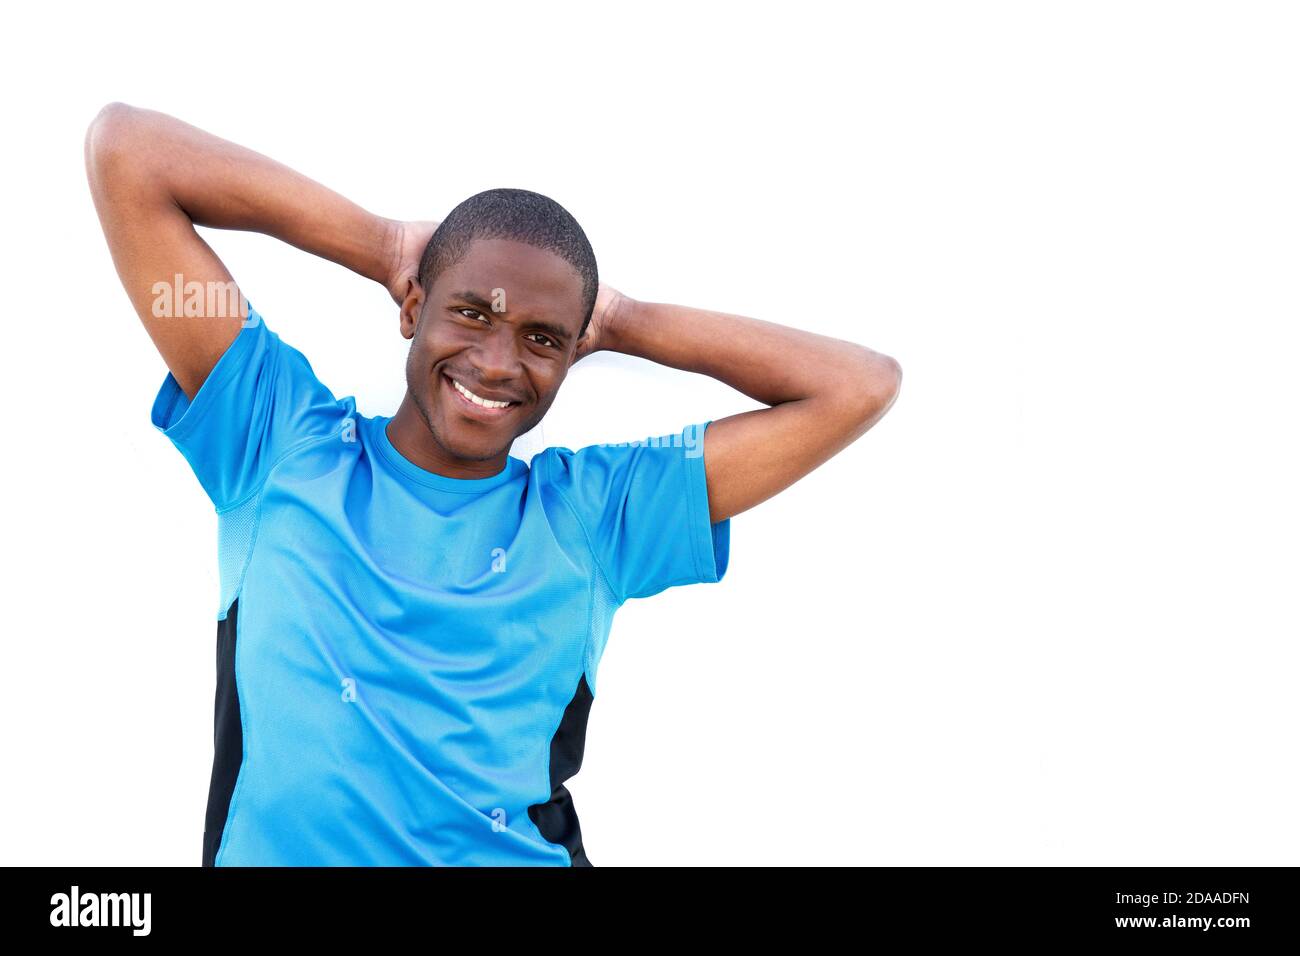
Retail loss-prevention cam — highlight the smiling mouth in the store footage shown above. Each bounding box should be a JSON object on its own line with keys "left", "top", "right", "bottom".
{"left": 442, "top": 372, "right": 520, "bottom": 419}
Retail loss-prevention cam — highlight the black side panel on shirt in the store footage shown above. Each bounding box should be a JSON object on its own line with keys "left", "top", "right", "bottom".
{"left": 528, "top": 673, "right": 595, "bottom": 867}
{"left": 202, "top": 597, "right": 244, "bottom": 867}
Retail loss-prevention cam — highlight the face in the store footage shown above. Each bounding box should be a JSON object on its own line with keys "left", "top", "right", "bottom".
{"left": 397, "top": 237, "right": 588, "bottom": 469}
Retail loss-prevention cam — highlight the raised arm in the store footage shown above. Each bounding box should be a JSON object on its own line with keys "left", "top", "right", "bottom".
{"left": 598, "top": 292, "right": 902, "bottom": 524}
{"left": 83, "top": 102, "right": 422, "bottom": 400}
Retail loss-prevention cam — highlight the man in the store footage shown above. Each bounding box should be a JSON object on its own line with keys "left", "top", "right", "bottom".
{"left": 84, "top": 102, "right": 902, "bottom": 866}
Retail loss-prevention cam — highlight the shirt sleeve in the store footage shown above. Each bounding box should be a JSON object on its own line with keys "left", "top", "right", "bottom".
{"left": 149, "top": 306, "right": 351, "bottom": 511}
{"left": 542, "top": 420, "right": 731, "bottom": 602}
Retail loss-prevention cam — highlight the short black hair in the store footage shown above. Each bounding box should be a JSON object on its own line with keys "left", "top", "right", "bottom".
{"left": 417, "top": 187, "right": 599, "bottom": 339}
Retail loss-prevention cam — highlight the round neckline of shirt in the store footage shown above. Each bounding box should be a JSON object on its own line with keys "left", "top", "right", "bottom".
{"left": 371, "top": 415, "right": 524, "bottom": 493}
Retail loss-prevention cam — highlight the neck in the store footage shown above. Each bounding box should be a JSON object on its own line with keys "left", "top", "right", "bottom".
{"left": 386, "top": 396, "right": 511, "bottom": 480}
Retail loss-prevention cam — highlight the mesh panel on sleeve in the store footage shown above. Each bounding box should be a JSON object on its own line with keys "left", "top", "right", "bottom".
{"left": 584, "top": 569, "right": 621, "bottom": 698}
{"left": 537, "top": 454, "right": 625, "bottom": 698}
{"left": 216, "top": 492, "right": 262, "bottom": 620}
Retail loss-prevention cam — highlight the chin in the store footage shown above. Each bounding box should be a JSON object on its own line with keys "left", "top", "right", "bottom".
{"left": 431, "top": 411, "right": 516, "bottom": 461}
{"left": 449, "top": 437, "right": 511, "bottom": 462}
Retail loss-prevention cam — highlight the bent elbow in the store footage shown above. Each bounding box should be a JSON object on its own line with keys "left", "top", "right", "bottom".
{"left": 855, "top": 352, "right": 902, "bottom": 423}
{"left": 84, "top": 102, "right": 142, "bottom": 182}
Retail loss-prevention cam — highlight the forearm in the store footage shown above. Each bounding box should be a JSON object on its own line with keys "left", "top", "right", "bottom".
{"left": 606, "top": 296, "right": 900, "bottom": 407}
{"left": 601, "top": 295, "right": 902, "bottom": 523}
{"left": 86, "top": 103, "right": 395, "bottom": 285}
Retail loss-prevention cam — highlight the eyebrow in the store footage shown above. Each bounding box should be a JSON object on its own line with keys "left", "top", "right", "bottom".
{"left": 449, "top": 290, "right": 574, "bottom": 344}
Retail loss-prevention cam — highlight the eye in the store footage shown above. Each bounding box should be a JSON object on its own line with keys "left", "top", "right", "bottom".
{"left": 526, "top": 332, "right": 558, "bottom": 348}
{"left": 458, "top": 308, "right": 488, "bottom": 323}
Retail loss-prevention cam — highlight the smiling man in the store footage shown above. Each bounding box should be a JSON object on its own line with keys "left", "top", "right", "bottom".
{"left": 84, "top": 102, "right": 902, "bottom": 867}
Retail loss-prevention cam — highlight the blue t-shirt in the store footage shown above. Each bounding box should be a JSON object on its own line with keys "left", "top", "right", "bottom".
{"left": 149, "top": 306, "right": 730, "bottom": 866}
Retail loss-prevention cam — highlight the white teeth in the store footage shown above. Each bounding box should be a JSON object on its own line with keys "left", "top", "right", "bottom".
{"left": 452, "top": 377, "right": 512, "bottom": 409}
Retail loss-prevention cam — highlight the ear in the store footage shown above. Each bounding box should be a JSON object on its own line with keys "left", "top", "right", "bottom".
{"left": 567, "top": 322, "right": 594, "bottom": 369}
{"left": 399, "top": 282, "right": 424, "bottom": 340}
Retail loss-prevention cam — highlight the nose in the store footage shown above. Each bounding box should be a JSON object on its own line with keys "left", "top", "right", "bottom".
{"left": 468, "top": 325, "right": 524, "bottom": 386}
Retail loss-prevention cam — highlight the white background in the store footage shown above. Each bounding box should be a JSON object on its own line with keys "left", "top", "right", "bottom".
{"left": 2, "top": 1, "right": 1296, "bottom": 866}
